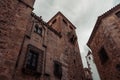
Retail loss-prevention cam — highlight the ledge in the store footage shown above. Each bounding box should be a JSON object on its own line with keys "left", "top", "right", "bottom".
{"left": 18, "top": 0, "right": 34, "bottom": 10}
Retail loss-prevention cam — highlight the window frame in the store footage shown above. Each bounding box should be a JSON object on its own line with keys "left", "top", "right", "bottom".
{"left": 25, "top": 49, "right": 39, "bottom": 71}
{"left": 22, "top": 44, "right": 44, "bottom": 76}
{"left": 34, "top": 24, "right": 43, "bottom": 36}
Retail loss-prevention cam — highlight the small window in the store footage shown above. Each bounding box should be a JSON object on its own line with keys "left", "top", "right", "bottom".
{"left": 115, "top": 11, "right": 120, "bottom": 18}
{"left": 52, "top": 19, "right": 57, "bottom": 24}
{"left": 34, "top": 24, "right": 42, "bottom": 35}
{"left": 69, "top": 35, "right": 77, "bottom": 44}
{"left": 69, "top": 25, "right": 73, "bottom": 30}
{"left": 74, "top": 60, "right": 76, "bottom": 64}
{"left": 89, "top": 56, "right": 91, "bottom": 60}
{"left": 54, "top": 61, "right": 62, "bottom": 79}
{"left": 116, "top": 64, "right": 120, "bottom": 71}
{"left": 99, "top": 47, "right": 109, "bottom": 64}
{"left": 63, "top": 19, "right": 67, "bottom": 25}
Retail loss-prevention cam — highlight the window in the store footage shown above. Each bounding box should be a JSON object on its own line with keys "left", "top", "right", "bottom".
{"left": 63, "top": 19, "right": 67, "bottom": 25}
{"left": 99, "top": 47, "right": 109, "bottom": 64}
{"left": 22, "top": 45, "right": 44, "bottom": 76}
{"left": 115, "top": 11, "right": 120, "bottom": 18}
{"left": 26, "top": 50, "right": 38, "bottom": 71}
{"left": 54, "top": 61, "right": 62, "bottom": 79}
{"left": 69, "top": 25, "right": 73, "bottom": 30}
{"left": 69, "top": 35, "right": 77, "bottom": 44}
{"left": 116, "top": 64, "right": 120, "bottom": 71}
{"left": 52, "top": 19, "right": 57, "bottom": 24}
{"left": 34, "top": 24, "right": 42, "bottom": 35}
{"left": 89, "top": 56, "right": 91, "bottom": 60}
{"left": 74, "top": 60, "right": 76, "bottom": 64}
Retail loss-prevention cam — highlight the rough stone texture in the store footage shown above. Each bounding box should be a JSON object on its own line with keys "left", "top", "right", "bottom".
{"left": 87, "top": 4, "right": 120, "bottom": 80}
{"left": 0, "top": 0, "right": 35, "bottom": 80}
{"left": 0, "top": 1, "right": 85, "bottom": 80}
{"left": 45, "top": 12, "right": 85, "bottom": 80}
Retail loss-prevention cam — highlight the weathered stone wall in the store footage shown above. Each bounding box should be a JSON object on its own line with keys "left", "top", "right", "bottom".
{"left": 0, "top": 0, "right": 35, "bottom": 80}
{"left": 13, "top": 16, "right": 48, "bottom": 80}
{"left": 46, "top": 14, "right": 85, "bottom": 80}
{"left": 88, "top": 8, "right": 120, "bottom": 80}
{"left": 0, "top": 1, "right": 85, "bottom": 80}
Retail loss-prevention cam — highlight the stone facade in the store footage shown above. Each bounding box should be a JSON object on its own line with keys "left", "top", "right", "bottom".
{"left": 0, "top": 0, "right": 85, "bottom": 80}
{"left": 87, "top": 4, "right": 120, "bottom": 80}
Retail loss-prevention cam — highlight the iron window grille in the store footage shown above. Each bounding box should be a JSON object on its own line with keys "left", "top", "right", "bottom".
{"left": 22, "top": 44, "right": 44, "bottom": 76}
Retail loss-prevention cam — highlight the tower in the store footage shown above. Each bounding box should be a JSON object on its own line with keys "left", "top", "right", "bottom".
{"left": 46, "top": 12, "right": 85, "bottom": 80}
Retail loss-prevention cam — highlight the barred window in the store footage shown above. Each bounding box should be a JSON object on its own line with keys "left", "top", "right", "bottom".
{"left": 22, "top": 44, "right": 43, "bottom": 76}
{"left": 26, "top": 50, "right": 38, "bottom": 71}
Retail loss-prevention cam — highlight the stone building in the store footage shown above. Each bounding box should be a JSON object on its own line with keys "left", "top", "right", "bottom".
{"left": 0, "top": 0, "right": 85, "bottom": 80}
{"left": 87, "top": 4, "right": 120, "bottom": 80}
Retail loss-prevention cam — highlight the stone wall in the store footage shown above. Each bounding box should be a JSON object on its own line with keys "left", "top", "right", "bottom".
{"left": 0, "top": 0, "right": 35, "bottom": 80}
{"left": 47, "top": 13, "right": 85, "bottom": 80}
{"left": 0, "top": 1, "right": 85, "bottom": 80}
{"left": 88, "top": 6, "right": 120, "bottom": 80}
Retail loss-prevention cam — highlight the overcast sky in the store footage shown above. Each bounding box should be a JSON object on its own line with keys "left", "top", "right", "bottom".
{"left": 33, "top": 0, "right": 120, "bottom": 67}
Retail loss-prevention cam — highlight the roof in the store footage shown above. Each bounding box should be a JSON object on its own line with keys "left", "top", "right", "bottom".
{"left": 87, "top": 3, "right": 120, "bottom": 47}
{"left": 47, "top": 11, "right": 76, "bottom": 29}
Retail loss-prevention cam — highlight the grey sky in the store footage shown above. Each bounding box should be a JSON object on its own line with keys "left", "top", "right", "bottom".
{"left": 33, "top": 0, "right": 120, "bottom": 67}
